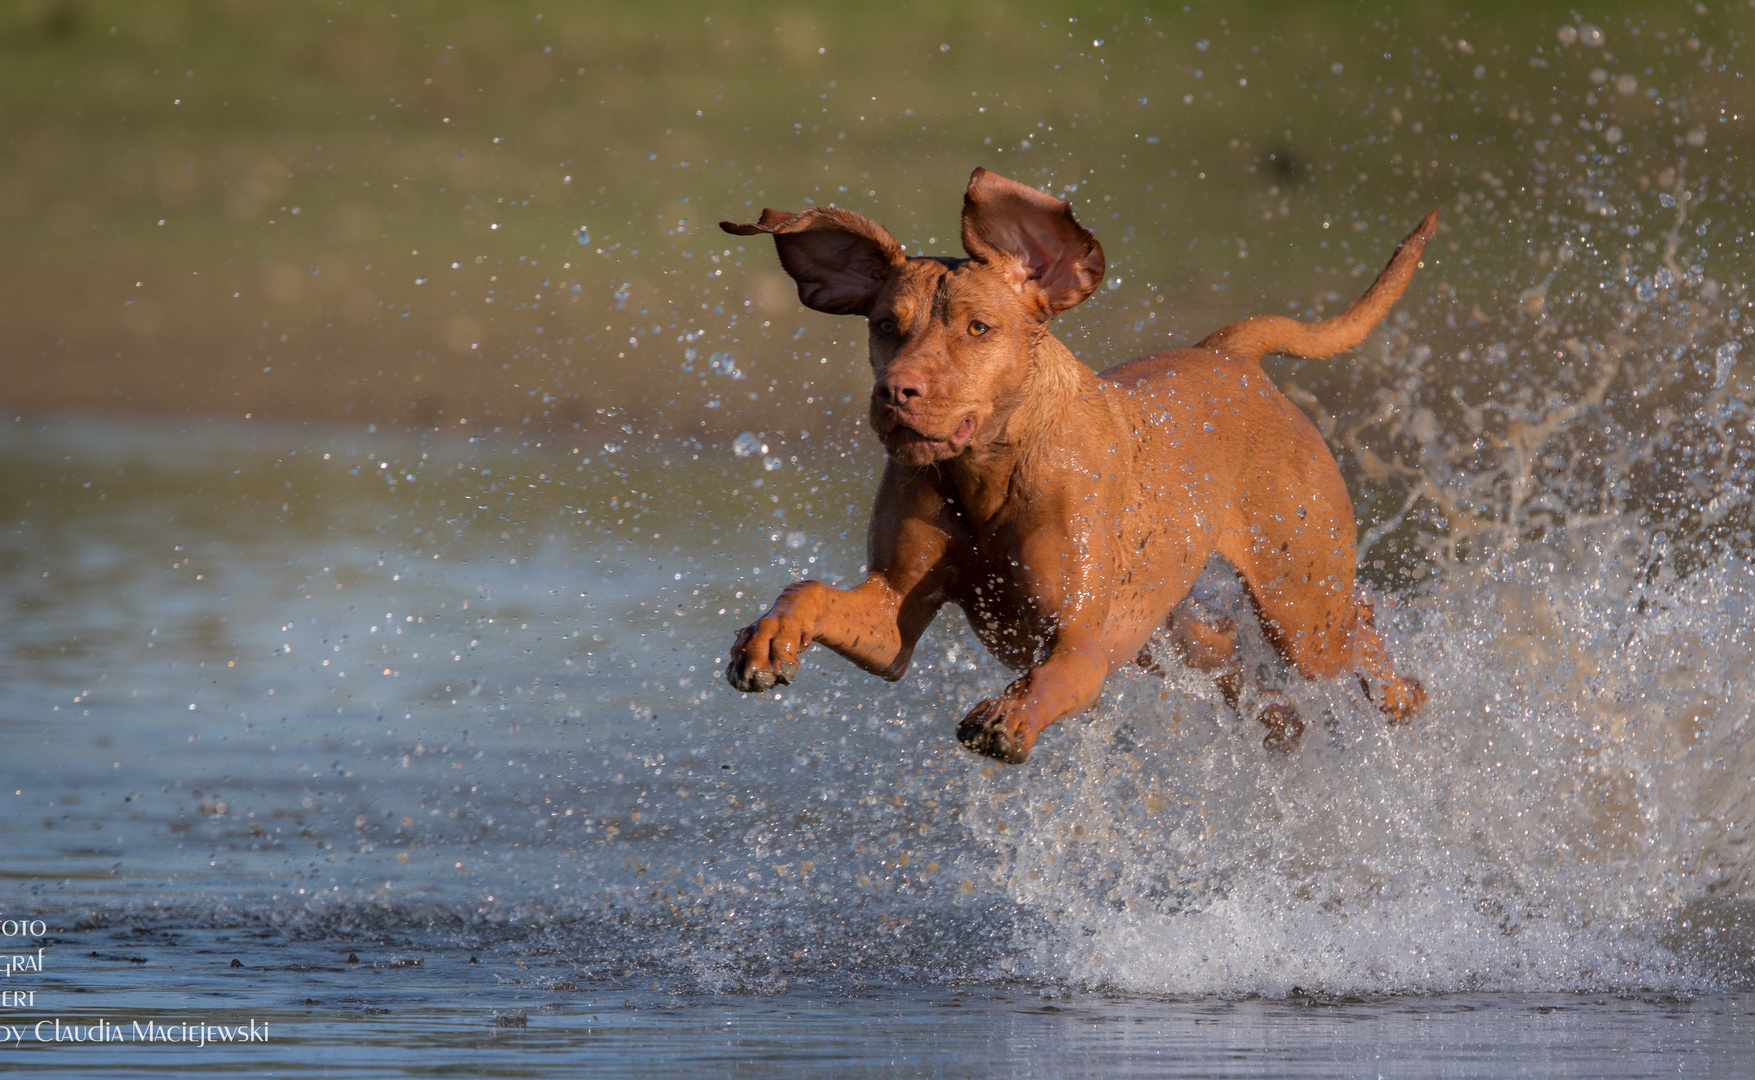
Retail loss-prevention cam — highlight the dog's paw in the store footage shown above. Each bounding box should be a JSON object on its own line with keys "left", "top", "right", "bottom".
{"left": 1383, "top": 674, "right": 1425, "bottom": 722}
{"left": 1256, "top": 699, "right": 1304, "bottom": 753}
{"left": 1361, "top": 672, "right": 1425, "bottom": 722}
{"left": 725, "top": 652, "right": 802, "bottom": 693}
{"left": 956, "top": 698, "right": 1032, "bottom": 764}
{"left": 725, "top": 621, "right": 806, "bottom": 693}
{"left": 725, "top": 658, "right": 801, "bottom": 693}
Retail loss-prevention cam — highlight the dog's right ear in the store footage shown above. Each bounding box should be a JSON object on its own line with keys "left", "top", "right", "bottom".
{"left": 960, "top": 167, "right": 1105, "bottom": 316}
{"left": 720, "top": 207, "right": 904, "bottom": 316}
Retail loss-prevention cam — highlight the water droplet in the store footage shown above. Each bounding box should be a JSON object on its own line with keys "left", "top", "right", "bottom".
{"left": 732, "top": 432, "right": 761, "bottom": 458}
{"left": 762, "top": 456, "right": 783, "bottom": 472}
{"left": 1714, "top": 342, "right": 1740, "bottom": 389}
{"left": 575, "top": 225, "right": 591, "bottom": 245}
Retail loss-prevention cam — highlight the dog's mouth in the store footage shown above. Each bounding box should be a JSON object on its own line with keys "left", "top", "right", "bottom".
{"left": 882, "top": 415, "right": 978, "bottom": 464}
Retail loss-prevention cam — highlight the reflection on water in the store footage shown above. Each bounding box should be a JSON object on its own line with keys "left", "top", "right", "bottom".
{"left": 20, "top": 921, "right": 1755, "bottom": 1079}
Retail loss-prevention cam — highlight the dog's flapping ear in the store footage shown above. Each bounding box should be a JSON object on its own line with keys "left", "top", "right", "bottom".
{"left": 720, "top": 207, "right": 904, "bottom": 316}
{"left": 960, "top": 167, "right": 1105, "bottom": 315}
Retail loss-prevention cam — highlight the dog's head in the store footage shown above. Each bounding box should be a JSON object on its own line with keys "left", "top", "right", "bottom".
{"left": 722, "top": 168, "right": 1104, "bottom": 467}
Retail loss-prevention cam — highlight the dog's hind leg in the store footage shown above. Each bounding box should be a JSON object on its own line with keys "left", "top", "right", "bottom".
{"left": 1163, "top": 602, "right": 1243, "bottom": 707}
{"left": 1214, "top": 437, "right": 1424, "bottom": 734}
{"left": 1343, "top": 597, "right": 1425, "bottom": 721}
{"left": 1159, "top": 601, "right": 1305, "bottom": 750}
{"left": 1220, "top": 534, "right": 1424, "bottom": 732}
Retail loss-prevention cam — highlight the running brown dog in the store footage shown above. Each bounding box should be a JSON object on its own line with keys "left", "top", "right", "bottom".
{"left": 720, "top": 167, "right": 1431, "bottom": 761}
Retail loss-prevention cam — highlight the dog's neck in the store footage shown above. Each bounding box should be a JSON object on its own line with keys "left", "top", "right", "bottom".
{"left": 940, "top": 331, "right": 1105, "bottom": 530}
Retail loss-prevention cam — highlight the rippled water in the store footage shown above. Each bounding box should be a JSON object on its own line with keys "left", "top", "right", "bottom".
{"left": 1, "top": 402, "right": 1752, "bottom": 1074}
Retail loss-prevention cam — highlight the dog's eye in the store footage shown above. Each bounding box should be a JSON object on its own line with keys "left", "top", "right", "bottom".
{"left": 874, "top": 317, "right": 897, "bottom": 335}
{"left": 968, "top": 321, "right": 990, "bottom": 337}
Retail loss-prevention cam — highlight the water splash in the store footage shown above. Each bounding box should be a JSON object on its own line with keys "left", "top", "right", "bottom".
{"left": 965, "top": 539, "right": 1755, "bottom": 994}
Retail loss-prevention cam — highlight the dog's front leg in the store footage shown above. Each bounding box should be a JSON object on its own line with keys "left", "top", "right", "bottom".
{"left": 728, "top": 466, "right": 956, "bottom": 693}
{"left": 956, "top": 635, "right": 1110, "bottom": 764}
{"left": 727, "top": 574, "right": 942, "bottom": 691}
{"left": 954, "top": 517, "right": 1115, "bottom": 764}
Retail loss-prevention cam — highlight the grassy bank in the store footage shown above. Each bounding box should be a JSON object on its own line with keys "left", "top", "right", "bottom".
{"left": 0, "top": 0, "right": 1747, "bottom": 442}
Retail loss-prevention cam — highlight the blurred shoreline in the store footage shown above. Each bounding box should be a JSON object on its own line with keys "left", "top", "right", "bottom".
{"left": 9, "top": 0, "right": 1741, "bottom": 438}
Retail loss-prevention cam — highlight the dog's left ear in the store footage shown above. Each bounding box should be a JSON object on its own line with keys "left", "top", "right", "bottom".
{"left": 720, "top": 206, "right": 904, "bottom": 316}
{"left": 960, "top": 167, "right": 1105, "bottom": 315}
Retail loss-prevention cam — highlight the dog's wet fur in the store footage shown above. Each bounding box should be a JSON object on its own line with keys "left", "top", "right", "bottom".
{"left": 722, "top": 168, "right": 1432, "bottom": 761}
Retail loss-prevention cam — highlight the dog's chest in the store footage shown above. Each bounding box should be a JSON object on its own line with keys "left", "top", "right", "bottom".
{"left": 944, "top": 536, "right": 1056, "bottom": 669}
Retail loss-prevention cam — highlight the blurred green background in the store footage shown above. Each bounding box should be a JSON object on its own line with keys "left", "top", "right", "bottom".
{"left": 0, "top": 0, "right": 1747, "bottom": 443}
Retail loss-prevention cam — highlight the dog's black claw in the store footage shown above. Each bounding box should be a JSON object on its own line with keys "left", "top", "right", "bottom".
{"left": 727, "top": 661, "right": 790, "bottom": 693}
{"left": 956, "top": 707, "right": 1030, "bottom": 764}
{"left": 726, "top": 661, "right": 779, "bottom": 693}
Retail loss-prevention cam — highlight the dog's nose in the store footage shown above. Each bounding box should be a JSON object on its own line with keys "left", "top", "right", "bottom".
{"left": 874, "top": 370, "right": 927, "bottom": 407}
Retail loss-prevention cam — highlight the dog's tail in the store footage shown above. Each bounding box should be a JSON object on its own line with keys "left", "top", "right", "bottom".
{"left": 1195, "top": 206, "right": 1441, "bottom": 364}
